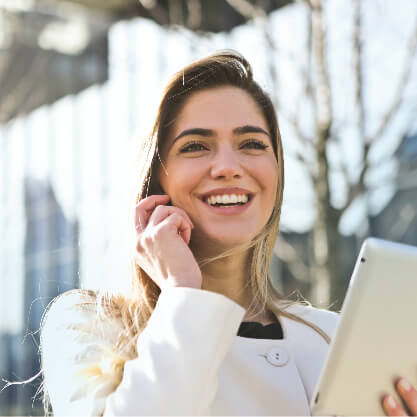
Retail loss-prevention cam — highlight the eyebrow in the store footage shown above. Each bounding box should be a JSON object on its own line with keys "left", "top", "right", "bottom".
{"left": 172, "top": 125, "right": 270, "bottom": 144}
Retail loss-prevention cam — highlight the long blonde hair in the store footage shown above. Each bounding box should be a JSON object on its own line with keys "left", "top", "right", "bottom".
{"left": 41, "top": 50, "right": 330, "bottom": 412}
{"left": 124, "top": 49, "right": 330, "bottom": 332}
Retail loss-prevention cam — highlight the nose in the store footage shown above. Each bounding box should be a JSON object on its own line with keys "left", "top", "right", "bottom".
{"left": 210, "top": 145, "right": 243, "bottom": 179}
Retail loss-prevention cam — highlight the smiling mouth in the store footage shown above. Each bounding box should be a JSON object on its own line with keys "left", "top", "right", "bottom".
{"left": 202, "top": 193, "right": 253, "bottom": 207}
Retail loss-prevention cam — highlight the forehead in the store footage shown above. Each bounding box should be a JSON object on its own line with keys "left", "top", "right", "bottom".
{"left": 172, "top": 86, "right": 269, "bottom": 134}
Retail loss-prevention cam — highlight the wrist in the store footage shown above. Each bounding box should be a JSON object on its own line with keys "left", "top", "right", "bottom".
{"left": 165, "top": 275, "right": 202, "bottom": 290}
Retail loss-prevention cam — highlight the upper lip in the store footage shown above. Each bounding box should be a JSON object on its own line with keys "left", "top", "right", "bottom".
{"left": 199, "top": 187, "right": 254, "bottom": 201}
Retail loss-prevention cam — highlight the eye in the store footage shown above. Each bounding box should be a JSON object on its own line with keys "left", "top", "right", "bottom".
{"left": 179, "top": 141, "right": 208, "bottom": 153}
{"left": 241, "top": 139, "right": 269, "bottom": 150}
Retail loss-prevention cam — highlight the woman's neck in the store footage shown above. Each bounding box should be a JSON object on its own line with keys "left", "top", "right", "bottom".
{"left": 199, "top": 250, "right": 252, "bottom": 308}
{"left": 193, "top": 243, "right": 278, "bottom": 325}
{"left": 198, "top": 252, "right": 276, "bottom": 324}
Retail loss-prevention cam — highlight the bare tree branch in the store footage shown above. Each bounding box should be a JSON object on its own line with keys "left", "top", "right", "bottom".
{"left": 301, "top": 4, "right": 314, "bottom": 100}
{"left": 373, "top": 120, "right": 417, "bottom": 167}
{"left": 353, "top": 0, "right": 365, "bottom": 139}
{"left": 369, "top": 11, "right": 417, "bottom": 143}
{"left": 340, "top": 0, "right": 370, "bottom": 212}
{"left": 285, "top": 151, "right": 316, "bottom": 178}
{"left": 308, "top": 0, "right": 335, "bottom": 306}
{"left": 342, "top": 8, "right": 417, "bottom": 212}
{"left": 226, "top": 0, "right": 314, "bottom": 100}
{"left": 311, "top": 0, "right": 332, "bottom": 132}
{"left": 278, "top": 108, "right": 315, "bottom": 145}
{"left": 341, "top": 157, "right": 369, "bottom": 212}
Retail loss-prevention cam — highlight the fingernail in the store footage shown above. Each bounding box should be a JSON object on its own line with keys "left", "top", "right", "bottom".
{"left": 385, "top": 395, "right": 396, "bottom": 409}
{"left": 399, "top": 378, "right": 412, "bottom": 392}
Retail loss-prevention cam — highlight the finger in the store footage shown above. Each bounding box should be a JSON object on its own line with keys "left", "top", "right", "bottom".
{"left": 135, "top": 195, "right": 170, "bottom": 232}
{"left": 148, "top": 205, "right": 194, "bottom": 230}
{"left": 179, "top": 221, "right": 191, "bottom": 245}
{"left": 158, "top": 212, "right": 192, "bottom": 245}
{"left": 396, "top": 378, "right": 417, "bottom": 416}
{"left": 382, "top": 395, "right": 408, "bottom": 416}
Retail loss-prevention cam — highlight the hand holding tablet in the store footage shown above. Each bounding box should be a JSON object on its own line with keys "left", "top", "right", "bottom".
{"left": 310, "top": 238, "right": 417, "bottom": 416}
{"left": 382, "top": 378, "right": 417, "bottom": 416}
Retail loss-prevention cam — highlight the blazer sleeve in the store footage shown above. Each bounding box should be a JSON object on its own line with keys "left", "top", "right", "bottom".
{"left": 41, "top": 287, "right": 246, "bottom": 416}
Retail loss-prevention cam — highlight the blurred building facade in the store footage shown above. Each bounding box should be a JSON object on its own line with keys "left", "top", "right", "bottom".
{"left": 1, "top": 179, "right": 79, "bottom": 415}
{"left": 369, "top": 132, "right": 417, "bottom": 244}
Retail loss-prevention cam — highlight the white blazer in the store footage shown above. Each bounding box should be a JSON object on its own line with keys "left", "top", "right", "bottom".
{"left": 41, "top": 287, "right": 339, "bottom": 416}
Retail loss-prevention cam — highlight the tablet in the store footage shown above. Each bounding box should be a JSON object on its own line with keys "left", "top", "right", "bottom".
{"left": 310, "top": 237, "right": 417, "bottom": 416}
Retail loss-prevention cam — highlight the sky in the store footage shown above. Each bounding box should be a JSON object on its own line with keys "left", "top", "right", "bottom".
{"left": 1, "top": 0, "right": 417, "bottom": 333}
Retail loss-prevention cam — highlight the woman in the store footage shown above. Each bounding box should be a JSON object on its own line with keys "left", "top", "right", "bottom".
{"left": 40, "top": 51, "right": 416, "bottom": 416}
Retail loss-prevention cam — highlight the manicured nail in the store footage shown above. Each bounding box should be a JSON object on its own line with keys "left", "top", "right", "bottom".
{"left": 386, "top": 395, "right": 396, "bottom": 409}
{"left": 399, "top": 378, "right": 412, "bottom": 392}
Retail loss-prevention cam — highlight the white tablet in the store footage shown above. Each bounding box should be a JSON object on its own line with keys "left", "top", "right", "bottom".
{"left": 310, "top": 237, "right": 417, "bottom": 416}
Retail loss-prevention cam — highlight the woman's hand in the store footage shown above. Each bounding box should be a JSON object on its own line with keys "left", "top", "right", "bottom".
{"left": 134, "top": 194, "right": 202, "bottom": 290}
{"left": 382, "top": 378, "right": 417, "bottom": 416}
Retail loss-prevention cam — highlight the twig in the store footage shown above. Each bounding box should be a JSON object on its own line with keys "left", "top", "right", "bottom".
{"left": 368, "top": 11, "right": 417, "bottom": 143}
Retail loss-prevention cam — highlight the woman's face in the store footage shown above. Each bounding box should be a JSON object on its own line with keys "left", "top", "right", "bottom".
{"left": 158, "top": 86, "right": 279, "bottom": 250}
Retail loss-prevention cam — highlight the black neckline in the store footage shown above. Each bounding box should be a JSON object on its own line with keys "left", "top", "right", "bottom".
{"left": 237, "top": 321, "right": 284, "bottom": 340}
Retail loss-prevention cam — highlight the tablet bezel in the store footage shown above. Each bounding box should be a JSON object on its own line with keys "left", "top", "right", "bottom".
{"left": 310, "top": 237, "right": 417, "bottom": 416}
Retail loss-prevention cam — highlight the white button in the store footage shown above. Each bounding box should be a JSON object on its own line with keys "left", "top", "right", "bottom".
{"left": 266, "top": 347, "right": 289, "bottom": 366}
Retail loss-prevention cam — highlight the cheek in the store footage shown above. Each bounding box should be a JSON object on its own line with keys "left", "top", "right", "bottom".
{"left": 259, "top": 160, "right": 279, "bottom": 211}
{"left": 159, "top": 160, "right": 201, "bottom": 202}
{"left": 256, "top": 157, "right": 279, "bottom": 190}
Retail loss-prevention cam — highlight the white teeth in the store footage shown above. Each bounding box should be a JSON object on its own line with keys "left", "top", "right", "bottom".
{"left": 205, "top": 193, "right": 249, "bottom": 205}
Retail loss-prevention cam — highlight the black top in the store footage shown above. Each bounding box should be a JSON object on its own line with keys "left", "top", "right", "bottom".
{"left": 237, "top": 321, "right": 284, "bottom": 340}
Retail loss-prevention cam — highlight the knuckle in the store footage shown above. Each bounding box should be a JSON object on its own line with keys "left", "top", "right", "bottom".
{"left": 169, "top": 213, "right": 183, "bottom": 224}
{"left": 135, "top": 221, "right": 145, "bottom": 232}
{"left": 143, "top": 233, "right": 155, "bottom": 246}
{"left": 153, "top": 225, "right": 167, "bottom": 239}
{"left": 136, "top": 198, "right": 147, "bottom": 210}
{"left": 149, "top": 205, "right": 166, "bottom": 221}
{"left": 135, "top": 243, "right": 145, "bottom": 257}
{"left": 135, "top": 238, "right": 146, "bottom": 253}
{"left": 173, "top": 207, "right": 188, "bottom": 217}
{"left": 136, "top": 233, "right": 153, "bottom": 252}
{"left": 153, "top": 204, "right": 166, "bottom": 214}
{"left": 170, "top": 212, "right": 181, "bottom": 220}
